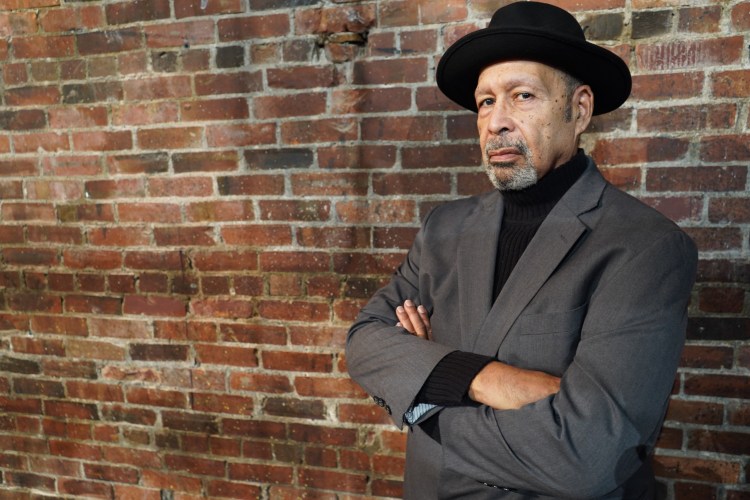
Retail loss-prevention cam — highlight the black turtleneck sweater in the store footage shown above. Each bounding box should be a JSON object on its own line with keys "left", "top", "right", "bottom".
{"left": 414, "top": 151, "right": 588, "bottom": 416}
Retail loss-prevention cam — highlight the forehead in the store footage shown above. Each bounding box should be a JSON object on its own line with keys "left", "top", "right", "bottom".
{"left": 475, "top": 60, "right": 566, "bottom": 93}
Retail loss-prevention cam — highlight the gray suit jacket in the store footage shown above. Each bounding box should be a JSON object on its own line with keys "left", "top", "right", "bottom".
{"left": 347, "top": 159, "right": 697, "bottom": 499}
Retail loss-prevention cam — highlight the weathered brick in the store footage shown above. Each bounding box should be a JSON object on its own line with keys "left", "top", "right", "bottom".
{"left": 263, "top": 397, "right": 325, "bottom": 420}
{"left": 105, "top": 0, "right": 169, "bottom": 25}
{"left": 175, "top": 0, "right": 245, "bottom": 18}
{"left": 653, "top": 455, "right": 740, "bottom": 483}
{"left": 206, "top": 122, "right": 276, "bottom": 148}
{"left": 298, "top": 467, "right": 367, "bottom": 493}
{"left": 636, "top": 37, "right": 743, "bottom": 71}
{"left": 353, "top": 58, "right": 428, "bottom": 85}
{"left": 218, "top": 14, "right": 290, "bottom": 40}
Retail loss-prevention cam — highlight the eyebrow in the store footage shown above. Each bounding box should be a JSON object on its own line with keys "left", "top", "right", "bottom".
{"left": 474, "top": 77, "right": 543, "bottom": 99}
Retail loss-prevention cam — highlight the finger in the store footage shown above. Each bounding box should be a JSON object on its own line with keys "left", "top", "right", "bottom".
{"left": 404, "top": 300, "right": 428, "bottom": 339}
{"left": 417, "top": 305, "right": 432, "bottom": 340}
{"left": 396, "top": 306, "right": 416, "bottom": 333}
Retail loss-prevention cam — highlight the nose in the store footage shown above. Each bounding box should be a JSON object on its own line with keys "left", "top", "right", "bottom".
{"left": 486, "top": 101, "right": 514, "bottom": 136}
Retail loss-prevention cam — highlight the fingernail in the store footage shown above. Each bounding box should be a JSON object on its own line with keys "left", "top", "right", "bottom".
{"left": 417, "top": 305, "right": 426, "bottom": 313}
{"left": 405, "top": 300, "right": 414, "bottom": 307}
{"left": 396, "top": 306, "right": 404, "bottom": 313}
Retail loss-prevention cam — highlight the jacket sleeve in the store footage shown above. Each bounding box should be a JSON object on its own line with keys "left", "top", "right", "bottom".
{"left": 346, "top": 209, "right": 457, "bottom": 428}
{"left": 439, "top": 230, "right": 697, "bottom": 498}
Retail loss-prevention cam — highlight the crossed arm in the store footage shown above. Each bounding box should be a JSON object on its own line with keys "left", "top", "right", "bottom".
{"left": 395, "top": 300, "right": 560, "bottom": 411}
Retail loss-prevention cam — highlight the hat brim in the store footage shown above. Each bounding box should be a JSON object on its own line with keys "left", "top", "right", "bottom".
{"left": 436, "top": 28, "right": 632, "bottom": 115}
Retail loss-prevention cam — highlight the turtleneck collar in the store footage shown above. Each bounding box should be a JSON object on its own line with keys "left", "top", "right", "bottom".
{"left": 501, "top": 149, "right": 588, "bottom": 221}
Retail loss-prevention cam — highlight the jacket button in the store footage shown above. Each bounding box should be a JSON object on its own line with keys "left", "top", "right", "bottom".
{"left": 372, "top": 396, "right": 385, "bottom": 407}
{"left": 384, "top": 404, "right": 392, "bottom": 415}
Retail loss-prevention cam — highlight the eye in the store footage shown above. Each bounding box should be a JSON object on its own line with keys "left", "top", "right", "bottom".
{"left": 516, "top": 92, "right": 533, "bottom": 101}
{"left": 478, "top": 97, "right": 495, "bottom": 108}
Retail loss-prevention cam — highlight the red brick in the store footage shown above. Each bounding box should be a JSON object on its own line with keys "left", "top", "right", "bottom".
{"left": 229, "top": 372, "right": 292, "bottom": 394}
{"left": 77, "top": 29, "right": 143, "bottom": 55}
{"left": 646, "top": 166, "right": 746, "bottom": 192}
{"left": 105, "top": 0, "right": 169, "bottom": 24}
{"left": 206, "top": 122, "right": 276, "bottom": 148}
{"left": 185, "top": 200, "right": 252, "bottom": 223}
{"left": 72, "top": 130, "right": 132, "bottom": 151}
{"left": 653, "top": 455, "right": 740, "bottom": 483}
{"left": 117, "top": 203, "right": 182, "bottom": 223}
{"left": 331, "top": 87, "right": 411, "bottom": 114}
{"left": 297, "top": 226, "right": 370, "bottom": 249}
{"left": 260, "top": 252, "right": 330, "bottom": 273}
{"left": 126, "top": 387, "right": 188, "bottom": 408}
{"left": 298, "top": 467, "right": 367, "bottom": 493}
{"left": 592, "top": 137, "right": 689, "bottom": 165}
{"left": 191, "top": 250, "right": 258, "bottom": 271}
{"left": 402, "top": 143, "right": 480, "bottom": 168}
{"left": 636, "top": 37, "right": 743, "bottom": 71}
{"left": 631, "top": 72, "right": 704, "bottom": 101}
{"left": 709, "top": 196, "right": 750, "bottom": 223}
{"left": 137, "top": 126, "right": 203, "bottom": 150}
{"left": 66, "top": 380, "right": 124, "bottom": 402}
{"left": 13, "top": 34, "right": 75, "bottom": 58}
{"left": 263, "top": 351, "right": 332, "bottom": 373}
{"left": 254, "top": 92, "right": 326, "bottom": 119}
{"left": 221, "top": 225, "right": 291, "bottom": 246}
{"left": 698, "top": 286, "right": 745, "bottom": 314}
{"left": 195, "top": 71, "right": 262, "bottom": 95}
{"left": 181, "top": 97, "right": 248, "bottom": 121}
{"left": 295, "top": 377, "right": 365, "bottom": 398}
{"left": 684, "top": 374, "right": 750, "bottom": 399}
{"left": 2, "top": 203, "right": 56, "bottom": 222}
{"left": 206, "top": 480, "right": 262, "bottom": 499}
{"left": 175, "top": 0, "right": 245, "bottom": 18}
{"left": 195, "top": 344, "right": 258, "bottom": 367}
{"left": 149, "top": 176, "right": 213, "bottom": 197}
{"left": 281, "top": 117, "right": 356, "bottom": 144}
{"left": 193, "top": 392, "right": 254, "bottom": 415}
{"left": 124, "top": 251, "right": 186, "bottom": 271}
{"left": 258, "top": 300, "right": 330, "bottom": 322}
{"left": 354, "top": 57, "right": 428, "bottom": 85}
{"left": 87, "top": 227, "right": 150, "bottom": 247}
{"left": 332, "top": 252, "right": 404, "bottom": 275}
{"left": 218, "top": 14, "right": 290, "bottom": 40}
{"left": 124, "top": 295, "right": 188, "bottom": 317}
{"left": 336, "top": 200, "right": 416, "bottom": 224}
{"left": 112, "top": 102, "right": 179, "bottom": 126}
{"left": 144, "top": 19, "right": 215, "bottom": 47}
{"left": 165, "top": 454, "right": 225, "bottom": 477}
{"left": 11, "top": 336, "right": 65, "bottom": 357}
{"left": 263, "top": 397, "right": 325, "bottom": 419}
{"left": 378, "top": 0, "right": 418, "bottom": 27}
{"left": 173, "top": 150, "right": 239, "bottom": 173}
{"left": 677, "top": 6, "right": 721, "bottom": 33}
{"left": 48, "top": 105, "right": 107, "bottom": 128}
{"left": 680, "top": 344, "right": 734, "bottom": 370}
{"left": 267, "top": 65, "right": 339, "bottom": 90}
{"left": 684, "top": 227, "right": 743, "bottom": 253}
{"left": 637, "top": 104, "right": 736, "bottom": 132}
{"left": 701, "top": 135, "right": 750, "bottom": 162}
{"left": 291, "top": 172, "right": 368, "bottom": 197}
{"left": 6, "top": 471, "right": 55, "bottom": 491}
{"left": 122, "top": 75, "right": 191, "bottom": 101}
{"left": 731, "top": 2, "right": 750, "bottom": 30}
{"left": 13, "top": 132, "right": 69, "bottom": 153}
{"left": 373, "top": 172, "right": 452, "bottom": 195}
{"left": 5, "top": 85, "right": 60, "bottom": 106}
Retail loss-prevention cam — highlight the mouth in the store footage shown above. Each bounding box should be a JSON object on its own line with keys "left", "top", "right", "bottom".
{"left": 486, "top": 147, "right": 522, "bottom": 164}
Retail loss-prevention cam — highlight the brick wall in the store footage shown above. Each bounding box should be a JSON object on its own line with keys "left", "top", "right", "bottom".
{"left": 0, "top": 0, "right": 747, "bottom": 498}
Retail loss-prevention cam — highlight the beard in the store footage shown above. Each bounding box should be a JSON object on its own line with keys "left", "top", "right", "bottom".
{"left": 483, "top": 138, "right": 538, "bottom": 191}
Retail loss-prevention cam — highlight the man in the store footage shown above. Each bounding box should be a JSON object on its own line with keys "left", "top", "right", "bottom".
{"left": 346, "top": 2, "right": 697, "bottom": 499}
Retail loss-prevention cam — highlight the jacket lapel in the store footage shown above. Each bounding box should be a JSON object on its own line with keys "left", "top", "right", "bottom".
{"left": 456, "top": 191, "right": 503, "bottom": 352}
{"left": 471, "top": 161, "right": 607, "bottom": 356}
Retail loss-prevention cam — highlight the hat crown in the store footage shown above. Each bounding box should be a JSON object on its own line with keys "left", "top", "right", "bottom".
{"left": 489, "top": 1, "right": 585, "bottom": 41}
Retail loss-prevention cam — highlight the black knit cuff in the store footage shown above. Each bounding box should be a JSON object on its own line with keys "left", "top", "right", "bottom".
{"left": 415, "top": 351, "right": 494, "bottom": 406}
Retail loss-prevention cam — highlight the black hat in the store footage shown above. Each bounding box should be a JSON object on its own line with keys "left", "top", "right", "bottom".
{"left": 436, "top": 1, "right": 631, "bottom": 115}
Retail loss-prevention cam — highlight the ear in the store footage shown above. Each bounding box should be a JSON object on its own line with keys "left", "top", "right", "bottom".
{"left": 573, "top": 84, "right": 594, "bottom": 137}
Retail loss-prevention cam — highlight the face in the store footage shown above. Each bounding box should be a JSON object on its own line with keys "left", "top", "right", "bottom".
{"left": 474, "top": 61, "right": 592, "bottom": 191}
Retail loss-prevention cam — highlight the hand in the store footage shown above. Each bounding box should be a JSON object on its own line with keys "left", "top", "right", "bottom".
{"left": 395, "top": 300, "right": 432, "bottom": 340}
{"left": 468, "top": 361, "right": 561, "bottom": 410}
